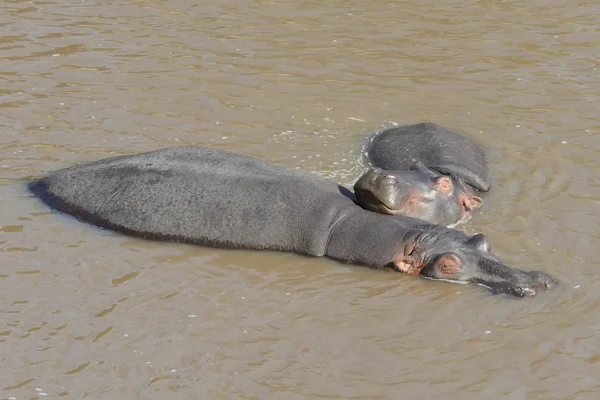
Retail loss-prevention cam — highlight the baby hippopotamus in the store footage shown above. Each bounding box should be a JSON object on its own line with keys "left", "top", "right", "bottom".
{"left": 27, "top": 146, "right": 556, "bottom": 297}
{"left": 355, "top": 122, "right": 490, "bottom": 227}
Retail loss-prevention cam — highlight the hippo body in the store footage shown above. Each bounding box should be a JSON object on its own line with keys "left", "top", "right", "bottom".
{"left": 367, "top": 122, "right": 490, "bottom": 192}
{"left": 28, "top": 146, "right": 556, "bottom": 296}
{"left": 357, "top": 122, "right": 491, "bottom": 226}
{"left": 29, "top": 146, "right": 349, "bottom": 257}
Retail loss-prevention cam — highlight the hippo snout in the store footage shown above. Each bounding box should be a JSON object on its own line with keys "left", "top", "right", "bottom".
{"left": 489, "top": 270, "right": 558, "bottom": 297}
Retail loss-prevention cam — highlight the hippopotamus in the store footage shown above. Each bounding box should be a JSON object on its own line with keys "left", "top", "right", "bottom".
{"left": 27, "top": 146, "right": 556, "bottom": 297}
{"left": 356, "top": 122, "right": 490, "bottom": 227}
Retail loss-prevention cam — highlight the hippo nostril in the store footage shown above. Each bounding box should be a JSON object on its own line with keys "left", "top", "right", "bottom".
{"left": 543, "top": 279, "right": 557, "bottom": 289}
{"left": 530, "top": 271, "right": 558, "bottom": 290}
{"left": 506, "top": 285, "right": 537, "bottom": 297}
{"left": 521, "top": 287, "right": 536, "bottom": 296}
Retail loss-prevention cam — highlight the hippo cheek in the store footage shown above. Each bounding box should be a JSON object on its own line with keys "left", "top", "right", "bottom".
{"left": 393, "top": 255, "right": 424, "bottom": 276}
{"left": 403, "top": 197, "right": 426, "bottom": 219}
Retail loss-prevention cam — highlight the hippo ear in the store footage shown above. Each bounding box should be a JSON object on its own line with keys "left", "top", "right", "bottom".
{"left": 461, "top": 195, "right": 482, "bottom": 212}
{"left": 393, "top": 255, "right": 422, "bottom": 276}
{"left": 434, "top": 176, "right": 453, "bottom": 195}
{"left": 466, "top": 233, "right": 490, "bottom": 252}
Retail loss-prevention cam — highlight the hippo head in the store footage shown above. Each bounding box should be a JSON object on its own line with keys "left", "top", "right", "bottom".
{"left": 393, "top": 232, "right": 557, "bottom": 297}
{"left": 354, "top": 161, "right": 482, "bottom": 227}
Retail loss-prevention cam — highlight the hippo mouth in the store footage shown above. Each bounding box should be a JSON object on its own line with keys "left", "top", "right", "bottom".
{"left": 421, "top": 275, "right": 545, "bottom": 297}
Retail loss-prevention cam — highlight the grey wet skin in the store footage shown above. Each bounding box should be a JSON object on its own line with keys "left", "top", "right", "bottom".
{"left": 354, "top": 161, "right": 482, "bottom": 227}
{"left": 367, "top": 122, "right": 490, "bottom": 192}
{"left": 27, "top": 146, "right": 556, "bottom": 297}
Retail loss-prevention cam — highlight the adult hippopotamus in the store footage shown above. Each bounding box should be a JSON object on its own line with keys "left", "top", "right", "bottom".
{"left": 27, "top": 146, "right": 556, "bottom": 297}
{"left": 356, "top": 122, "right": 490, "bottom": 227}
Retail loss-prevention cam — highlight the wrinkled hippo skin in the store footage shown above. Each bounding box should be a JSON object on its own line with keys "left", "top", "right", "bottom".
{"left": 354, "top": 161, "right": 482, "bottom": 227}
{"left": 27, "top": 146, "right": 556, "bottom": 297}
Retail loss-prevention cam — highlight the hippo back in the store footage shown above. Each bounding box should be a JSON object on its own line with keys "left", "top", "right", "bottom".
{"left": 367, "top": 123, "right": 490, "bottom": 192}
{"left": 28, "top": 146, "right": 355, "bottom": 257}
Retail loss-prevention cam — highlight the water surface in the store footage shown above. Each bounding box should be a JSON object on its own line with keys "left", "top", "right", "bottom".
{"left": 1, "top": 0, "right": 600, "bottom": 398}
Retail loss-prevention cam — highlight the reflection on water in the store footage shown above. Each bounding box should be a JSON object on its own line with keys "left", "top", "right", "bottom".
{"left": 2, "top": 0, "right": 600, "bottom": 398}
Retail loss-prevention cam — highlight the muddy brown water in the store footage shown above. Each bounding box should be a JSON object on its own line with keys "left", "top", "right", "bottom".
{"left": 1, "top": 0, "right": 600, "bottom": 398}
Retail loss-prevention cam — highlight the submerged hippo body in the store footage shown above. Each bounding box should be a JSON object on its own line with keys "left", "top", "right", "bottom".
{"left": 358, "top": 122, "right": 490, "bottom": 226}
{"left": 28, "top": 146, "right": 556, "bottom": 296}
